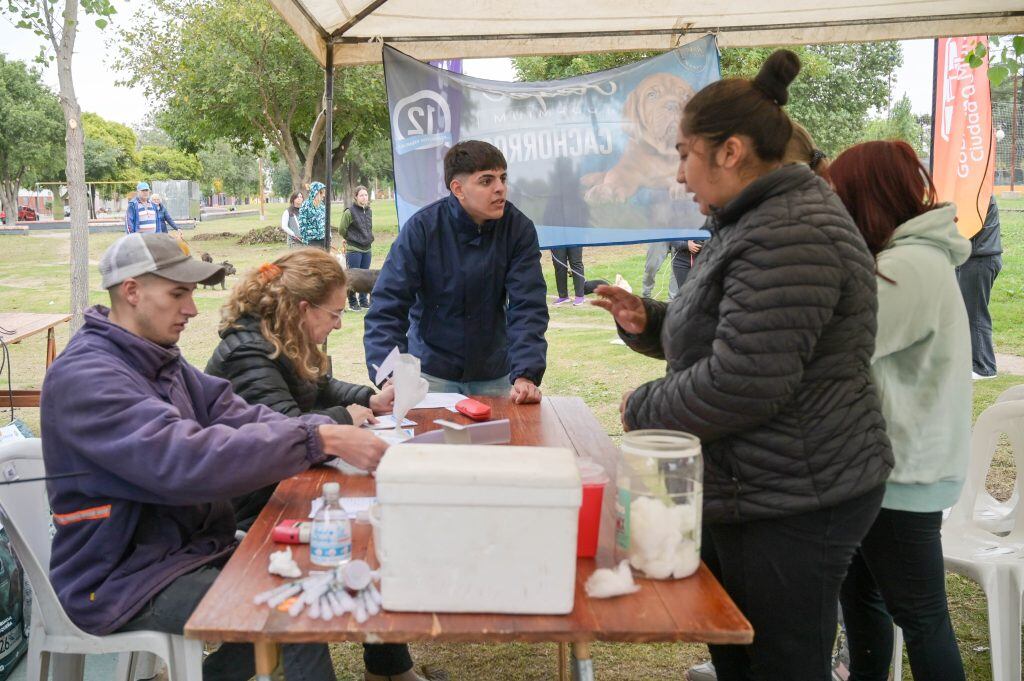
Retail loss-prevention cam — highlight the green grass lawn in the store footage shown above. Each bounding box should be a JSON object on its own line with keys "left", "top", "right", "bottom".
{"left": 990, "top": 196, "right": 1024, "bottom": 356}
{"left": 1, "top": 199, "right": 1021, "bottom": 679}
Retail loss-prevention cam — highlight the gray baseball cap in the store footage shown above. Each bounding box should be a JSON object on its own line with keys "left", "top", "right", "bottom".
{"left": 100, "top": 233, "right": 223, "bottom": 289}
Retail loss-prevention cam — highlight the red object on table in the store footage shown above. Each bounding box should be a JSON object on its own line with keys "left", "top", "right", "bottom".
{"left": 576, "top": 460, "right": 609, "bottom": 558}
{"left": 271, "top": 519, "right": 311, "bottom": 544}
{"left": 455, "top": 398, "right": 491, "bottom": 421}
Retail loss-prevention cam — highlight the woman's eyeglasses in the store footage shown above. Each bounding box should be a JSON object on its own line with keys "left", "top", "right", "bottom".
{"left": 310, "top": 301, "right": 343, "bottom": 322}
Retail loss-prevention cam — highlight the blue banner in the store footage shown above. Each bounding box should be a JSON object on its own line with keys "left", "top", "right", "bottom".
{"left": 383, "top": 37, "right": 720, "bottom": 249}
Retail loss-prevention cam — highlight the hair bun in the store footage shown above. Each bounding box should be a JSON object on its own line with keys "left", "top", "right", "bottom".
{"left": 753, "top": 49, "right": 801, "bottom": 106}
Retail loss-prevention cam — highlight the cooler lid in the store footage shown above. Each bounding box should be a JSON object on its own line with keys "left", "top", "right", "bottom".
{"left": 376, "top": 444, "right": 582, "bottom": 504}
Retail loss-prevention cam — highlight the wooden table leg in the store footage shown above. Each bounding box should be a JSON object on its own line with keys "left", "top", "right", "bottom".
{"left": 45, "top": 328, "right": 56, "bottom": 367}
{"left": 571, "top": 642, "right": 593, "bottom": 681}
{"left": 254, "top": 641, "right": 279, "bottom": 681}
{"left": 558, "top": 642, "right": 568, "bottom": 681}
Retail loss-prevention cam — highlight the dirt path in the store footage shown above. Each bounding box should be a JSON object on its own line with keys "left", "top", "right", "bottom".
{"left": 996, "top": 353, "right": 1024, "bottom": 376}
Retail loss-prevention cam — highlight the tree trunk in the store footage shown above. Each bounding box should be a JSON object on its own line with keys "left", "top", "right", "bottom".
{"left": 0, "top": 180, "right": 18, "bottom": 227}
{"left": 56, "top": 0, "right": 89, "bottom": 332}
{"left": 309, "top": 131, "right": 355, "bottom": 189}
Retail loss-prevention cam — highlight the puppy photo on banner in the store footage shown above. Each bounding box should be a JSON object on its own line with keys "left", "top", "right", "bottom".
{"left": 383, "top": 36, "right": 720, "bottom": 250}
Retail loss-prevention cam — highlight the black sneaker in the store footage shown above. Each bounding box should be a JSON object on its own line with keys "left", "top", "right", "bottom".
{"left": 347, "top": 303, "right": 362, "bottom": 313}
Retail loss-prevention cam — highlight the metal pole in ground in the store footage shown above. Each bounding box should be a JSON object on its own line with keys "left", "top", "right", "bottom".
{"left": 324, "top": 42, "right": 334, "bottom": 253}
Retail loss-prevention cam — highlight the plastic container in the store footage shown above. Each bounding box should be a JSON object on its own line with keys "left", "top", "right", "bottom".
{"left": 374, "top": 444, "right": 581, "bottom": 614}
{"left": 576, "top": 459, "right": 609, "bottom": 558}
{"left": 310, "top": 482, "right": 352, "bottom": 566}
{"left": 615, "top": 430, "right": 702, "bottom": 580}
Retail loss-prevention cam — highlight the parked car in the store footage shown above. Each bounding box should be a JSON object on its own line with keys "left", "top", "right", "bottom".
{"left": 0, "top": 206, "right": 38, "bottom": 221}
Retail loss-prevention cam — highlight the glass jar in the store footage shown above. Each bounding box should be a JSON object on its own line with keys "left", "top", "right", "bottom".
{"left": 615, "top": 430, "right": 702, "bottom": 579}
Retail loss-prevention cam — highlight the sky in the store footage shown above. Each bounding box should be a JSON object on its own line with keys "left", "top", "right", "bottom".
{"left": 0, "top": 7, "right": 937, "bottom": 128}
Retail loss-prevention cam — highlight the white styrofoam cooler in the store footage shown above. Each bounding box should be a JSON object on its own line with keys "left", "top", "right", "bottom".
{"left": 373, "top": 443, "right": 582, "bottom": 614}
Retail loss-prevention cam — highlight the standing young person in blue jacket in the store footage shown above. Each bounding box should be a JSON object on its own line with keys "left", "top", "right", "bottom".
{"left": 364, "top": 141, "right": 549, "bottom": 403}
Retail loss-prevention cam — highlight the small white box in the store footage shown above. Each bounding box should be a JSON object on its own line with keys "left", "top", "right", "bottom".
{"left": 374, "top": 444, "right": 582, "bottom": 614}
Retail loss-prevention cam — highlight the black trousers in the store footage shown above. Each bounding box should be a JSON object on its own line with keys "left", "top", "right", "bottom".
{"left": 839, "top": 508, "right": 965, "bottom": 681}
{"left": 703, "top": 486, "right": 884, "bottom": 681}
{"left": 672, "top": 249, "right": 693, "bottom": 290}
{"left": 550, "top": 247, "right": 584, "bottom": 298}
{"left": 956, "top": 255, "right": 1001, "bottom": 376}
{"left": 120, "top": 564, "right": 337, "bottom": 680}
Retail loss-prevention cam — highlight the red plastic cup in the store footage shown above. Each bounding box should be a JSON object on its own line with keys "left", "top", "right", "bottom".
{"left": 576, "top": 460, "right": 609, "bottom": 558}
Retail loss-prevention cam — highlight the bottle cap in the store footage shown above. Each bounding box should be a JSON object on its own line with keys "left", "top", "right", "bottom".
{"left": 342, "top": 559, "right": 372, "bottom": 591}
{"left": 322, "top": 482, "right": 341, "bottom": 501}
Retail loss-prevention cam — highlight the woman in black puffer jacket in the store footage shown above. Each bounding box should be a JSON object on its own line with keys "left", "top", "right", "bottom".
{"left": 594, "top": 51, "right": 893, "bottom": 681}
{"left": 206, "top": 248, "right": 445, "bottom": 681}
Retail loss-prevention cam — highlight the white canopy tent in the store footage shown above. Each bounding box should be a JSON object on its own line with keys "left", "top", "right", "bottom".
{"left": 267, "top": 0, "right": 1024, "bottom": 238}
{"left": 269, "top": 0, "right": 1024, "bottom": 67}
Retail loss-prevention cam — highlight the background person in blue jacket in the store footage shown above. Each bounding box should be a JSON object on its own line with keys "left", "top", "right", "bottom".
{"left": 124, "top": 181, "right": 157, "bottom": 233}
{"left": 364, "top": 140, "right": 549, "bottom": 403}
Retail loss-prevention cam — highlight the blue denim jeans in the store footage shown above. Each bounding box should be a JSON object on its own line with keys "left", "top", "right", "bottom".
{"left": 422, "top": 372, "right": 511, "bottom": 397}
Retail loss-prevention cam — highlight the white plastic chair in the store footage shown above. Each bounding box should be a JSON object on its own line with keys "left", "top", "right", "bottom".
{"left": 0, "top": 438, "right": 203, "bottom": 681}
{"left": 973, "top": 384, "right": 1024, "bottom": 534}
{"left": 942, "top": 400, "right": 1024, "bottom": 681}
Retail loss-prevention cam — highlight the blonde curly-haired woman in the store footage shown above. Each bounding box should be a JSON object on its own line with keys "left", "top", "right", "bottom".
{"left": 206, "top": 248, "right": 445, "bottom": 681}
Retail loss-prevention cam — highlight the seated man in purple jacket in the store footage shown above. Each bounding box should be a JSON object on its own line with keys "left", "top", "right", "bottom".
{"left": 40, "top": 233, "right": 388, "bottom": 681}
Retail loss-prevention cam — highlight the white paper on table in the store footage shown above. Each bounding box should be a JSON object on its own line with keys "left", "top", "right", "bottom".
{"left": 309, "top": 496, "right": 377, "bottom": 519}
{"left": 374, "top": 346, "right": 401, "bottom": 386}
{"left": 323, "top": 457, "right": 370, "bottom": 476}
{"left": 410, "top": 393, "right": 467, "bottom": 410}
{"left": 373, "top": 428, "right": 414, "bottom": 445}
{"left": 363, "top": 415, "right": 416, "bottom": 430}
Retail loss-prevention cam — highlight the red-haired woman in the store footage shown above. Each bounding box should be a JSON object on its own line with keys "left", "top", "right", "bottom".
{"left": 830, "top": 140, "right": 970, "bottom": 681}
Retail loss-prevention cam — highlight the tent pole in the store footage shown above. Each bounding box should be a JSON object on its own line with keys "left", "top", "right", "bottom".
{"left": 324, "top": 42, "right": 334, "bottom": 252}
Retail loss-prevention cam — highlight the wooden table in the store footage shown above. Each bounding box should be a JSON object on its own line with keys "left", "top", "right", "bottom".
{"left": 185, "top": 396, "right": 752, "bottom": 679}
{"left": 0, "top": 312, "right": 71, "bottom": 407}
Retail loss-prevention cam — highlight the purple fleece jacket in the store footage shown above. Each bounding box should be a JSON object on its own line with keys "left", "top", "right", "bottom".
{"left": 40, "top": 306, "right": 333, "bottom": 635}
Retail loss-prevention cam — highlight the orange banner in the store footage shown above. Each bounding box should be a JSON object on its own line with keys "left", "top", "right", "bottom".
{"left": 932, "top": 36, "right": 995, "bottom": 239}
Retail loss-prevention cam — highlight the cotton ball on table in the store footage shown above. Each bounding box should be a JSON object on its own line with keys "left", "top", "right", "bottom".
{"left": 268, "top": 547, "right": 302, "bottom": 578}
{"left": 585, "top": 560, "right": 641, "bottom": 598}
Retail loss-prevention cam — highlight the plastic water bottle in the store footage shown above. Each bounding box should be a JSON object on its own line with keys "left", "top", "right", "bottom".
{"left": 310, "top": 482, "right": 352, "bottom": 566}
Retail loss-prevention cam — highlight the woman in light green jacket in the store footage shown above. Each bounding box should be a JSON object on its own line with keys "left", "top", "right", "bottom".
{"left": 830, "top": 140, "right": 970, "bottom": 681}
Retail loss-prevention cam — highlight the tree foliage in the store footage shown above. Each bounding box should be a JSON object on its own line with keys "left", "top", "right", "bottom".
{"left": 0, "top": 55, "right": 64, "bottom": 224}
{"left": 197, "top": 140, "right": 258, "bottom": 198}
{"left": 115, "top": 0, "right": 388, "bottom": 191}
{"left": 82, "top": 112, "right": 136, "bottom": 188}
{"left": 967, "top": 36, "right": 1024, "bottom": 87}
{"left": 861, "top": 95, "right": 927, "bottom": 156}
{"left": 137, "top": 145, "right": 203, "bottom": 180}
{"left": 512, "top": 42, "right": 902, "bottom": 157}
